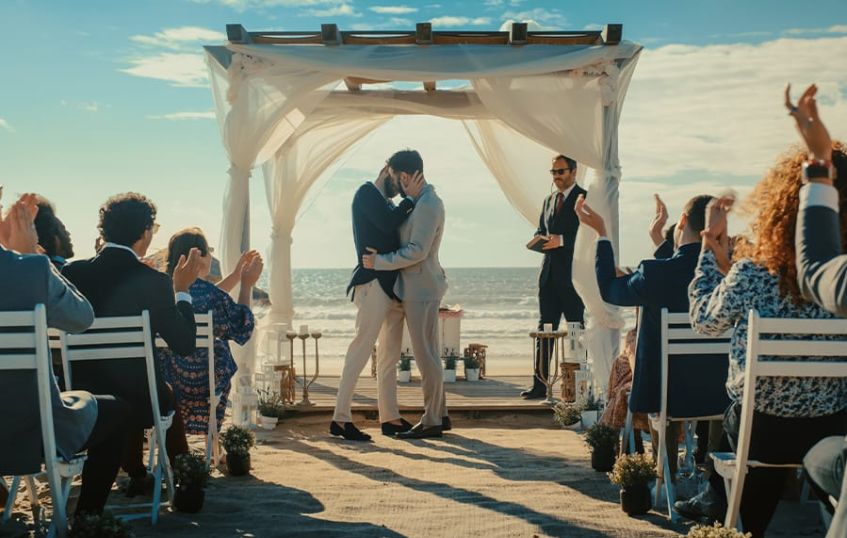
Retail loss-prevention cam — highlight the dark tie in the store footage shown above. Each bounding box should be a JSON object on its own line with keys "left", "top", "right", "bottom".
{"left": 555, "top": 192, "right": 564, "bottom": 215}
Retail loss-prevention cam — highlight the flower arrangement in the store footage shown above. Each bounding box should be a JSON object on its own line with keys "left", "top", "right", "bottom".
{"left": 583, "top": 423, "right": 618, "bottom": 452}
{"left": 443, "top": 356, "right": 457, "bottom": 370}
{"left": 69, "top": 512, "right": 133, "bottom": 538}
{"left": 220, "top": 425, "right": 255, "bottom": 457}
{"left": 552, "top": 401, "right": 582, "bottom": 427}
{"left": 174, "top": 452, "right": 209, "bottom": 489}
{"left": 686, "top": 523, "right": 751, "bottom": 538}
{"left": 607, "top": 453, "right": 657, "bottom": 488}
{"left": 257, "top": 388, "right": 284, "bottom": 418}
{"left": 463, "top": 355, "right": 480, "bottom": 370}
{"left": 398, "top": 355, "right": 412, "bottom": 371}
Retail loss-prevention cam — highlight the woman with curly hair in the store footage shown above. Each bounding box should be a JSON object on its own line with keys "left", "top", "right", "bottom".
{"left": 679, "top": 143, "right": 847, "bottom": 536}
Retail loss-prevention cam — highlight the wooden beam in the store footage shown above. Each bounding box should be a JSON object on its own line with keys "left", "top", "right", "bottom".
{"left": 321, "top": 23, "right": 341, "bottom": 45}
{"left": 510, "top": 22, "right": 528, "bottom": 45}
{"left": 226, "top": 24, "right": 251, "bottom": 44}
{"left": 601, "top": 24, "right": 622, "bottom": 45}
{"left": 416, "top": 23, "right": 433, "bottom": 44}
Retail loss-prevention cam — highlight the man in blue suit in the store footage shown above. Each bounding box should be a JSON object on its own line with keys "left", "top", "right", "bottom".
{"left": 575, "top": 192, "right": 714, "bottom": 478}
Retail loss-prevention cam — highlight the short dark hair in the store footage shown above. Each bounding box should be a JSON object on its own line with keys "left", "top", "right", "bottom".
{"left": 388, "top": 149, "right": 423, "bottom": 175}
{"left": 98, "top": 193, "right": 157, "bottom": 247}
{"left": 553, "top": 154, "right": 577, "bottom": 171}
{"left": 663, "top": 223, "right": 677, "bottom": 245}
{"left": 33, "top": 197, "right": 64, "bottom": 257}
{"left": 682, "top": 195, "right": 714, "bottom": 234}
{"left": 167, "top": 227, "right": 208, "bottom": 275}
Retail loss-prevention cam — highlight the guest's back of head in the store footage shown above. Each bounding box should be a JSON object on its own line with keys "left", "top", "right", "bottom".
{"left": 34, "top": 196, "right": 74, "bottom": 260}
{"left": 98, "top": 193, "right": 157, "bottom": 248}
{"left": 167, "top": 227, "right": 210, "bottom": 277}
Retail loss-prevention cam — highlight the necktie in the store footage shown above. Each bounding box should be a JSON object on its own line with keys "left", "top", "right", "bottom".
{"left": 555, "top": 192, "right": 564, "bottom": 215}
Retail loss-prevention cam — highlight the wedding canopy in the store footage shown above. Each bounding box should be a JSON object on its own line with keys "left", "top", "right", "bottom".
{"left": 204, "top": 24, "right": 642, "bottom": 388}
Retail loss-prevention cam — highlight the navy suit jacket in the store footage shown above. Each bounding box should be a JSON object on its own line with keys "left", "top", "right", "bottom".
{"left": 536, "top": 184, "right": 586, "bottom": 287}
{"left": 595, "top": 240, "right": 703, "bottom": 413}
{"left": 346, "top": 182, "right": 414, "bottom": 300}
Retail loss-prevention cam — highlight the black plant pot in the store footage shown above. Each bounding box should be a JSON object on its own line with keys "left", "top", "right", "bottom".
{"left": 620, "top": 485, "right": 651, "bottom": 516}
{"left": 226, "top": 453, "right": 251, "bottom": 476}
{"left": 590, "top": 445, "right": 617, "bottom": 472}
{"left": 173, "top": 485, "right": 205, "bottom": 513}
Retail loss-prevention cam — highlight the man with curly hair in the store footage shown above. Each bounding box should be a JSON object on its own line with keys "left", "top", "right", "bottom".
{"left": 63, "top": 192, "right": 202, "bottom": 496}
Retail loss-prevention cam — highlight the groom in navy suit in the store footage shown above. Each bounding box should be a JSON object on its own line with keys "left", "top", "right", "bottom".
{"left": 522, "top": 155, "right": 586, "bottom": 399}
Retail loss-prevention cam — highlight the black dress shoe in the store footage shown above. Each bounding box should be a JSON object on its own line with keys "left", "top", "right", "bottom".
{"left": 330, "top": 421, "right": 372, "bottom": 441}
{"left": 381, "top": 418, "right": 413, "bottom": 436}
{"left": 442, "top": 416, "right": 452, "bottom": 431}
{"left": 124, "top": 473, "right": 154, "bottom": 498}
{"left": 396, "top": 422, "right": 443, "bottom": 439}
{"left": 520, "top": 388, "right": 546, "bottom": 399}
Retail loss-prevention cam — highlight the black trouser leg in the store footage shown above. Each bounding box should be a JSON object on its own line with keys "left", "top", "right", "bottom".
{"left": 534, "top": 280, "right": 585, "bottom": 390}
{"left": 76, "top": 396, "right": 131, "bottom": 515}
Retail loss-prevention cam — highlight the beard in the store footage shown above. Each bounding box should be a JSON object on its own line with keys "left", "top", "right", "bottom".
{"left": 384, "top": 181, "right": 399, "bottom": 198}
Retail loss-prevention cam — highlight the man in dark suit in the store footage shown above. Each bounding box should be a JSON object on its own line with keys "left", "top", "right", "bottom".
{"left": 0, "top": 192, "right": 129, "bottom": 517}
{"left": 330, "top": 166, "right": 423, "bottom": 441}
{"left": 521, "top": 155, "right": 587, "bottom": 399}
{"left": 62, "top": 192, "right": 200, "bottom": 494}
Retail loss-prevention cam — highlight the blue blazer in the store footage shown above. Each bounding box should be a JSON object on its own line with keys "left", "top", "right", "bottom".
{"left": 595, "top": 241, "right": 703, "bottom": 413}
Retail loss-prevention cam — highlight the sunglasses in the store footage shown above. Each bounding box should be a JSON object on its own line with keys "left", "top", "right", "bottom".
{"left": 150, "top": 223, "right": 160, "bottom": 234}
{"left": 549, "top": 168, "right": 571, "bottom": 175}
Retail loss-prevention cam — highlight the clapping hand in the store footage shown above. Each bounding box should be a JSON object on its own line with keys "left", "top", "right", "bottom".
{"left": 0, "top": 193, "right": 40, "bottom": 254}
{"left": 648, "top": 193, "right": 668, "bottom": 246}
{"left": 785, "top": 83, "right": 832, "bottom": 164}
{"left": 171, "top": 247, "right": 202, "bottom": 293}
{"left": 240, "top": 251, "right": 264, "bottom": 288}
{"left": 702, "top": 196, "right": 735, "bottom": 274}
{"left": 362, "top": 247, "right": 377, "bottom": 269}
{"left": 574, "top": 194, "right": 607, "bottom": 237}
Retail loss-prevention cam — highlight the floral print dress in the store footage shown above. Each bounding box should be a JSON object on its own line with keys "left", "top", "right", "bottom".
{"left": 159, "top": 279, "right": 255, "bottom": 434}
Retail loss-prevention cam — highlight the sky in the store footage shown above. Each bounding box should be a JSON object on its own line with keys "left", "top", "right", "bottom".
{"left": 1, "top": 0, "right": 847, "bottom": 268}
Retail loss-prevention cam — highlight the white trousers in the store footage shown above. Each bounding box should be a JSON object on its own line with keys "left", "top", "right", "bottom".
{"left": 333, "top": 281, "right": 403, "bottom": 423}
{"left": 402, "top": 299, "right": 445, "bottom": 426}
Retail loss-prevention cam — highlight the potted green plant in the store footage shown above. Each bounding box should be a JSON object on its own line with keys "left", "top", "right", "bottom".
{"left": 220, "top": 425, "right": 255, "bottom": 476}
{"left": 552, "top": 401, "right": 582, "bottom": 429}
{"left": 173, "top": 451, "right": 209, "bottom": 513}
{"left": 607, "top": 453, "right": 657, "bottom": 516}
{"left": 463, "top": 355, "right": 480, "bottom": 382}
{"left": 583, "top": 423, "right": 619, "bottom": 472}
{"left": 443, "top": 355, "right": 457, "bottom": 383}
{"left": 578, "top": 391, "right": 601, "bottom": 429}
{"left": 686, "top": 523, "right": 751, "bottom": 538}
{"left": 398, "top": 354, "right": 412, "bottom": 383}
{"left": 69, "top": 511, "right": 133, "bottom": 538}
{"left": 257, "top": 388, "right": 283, "bottom": 430}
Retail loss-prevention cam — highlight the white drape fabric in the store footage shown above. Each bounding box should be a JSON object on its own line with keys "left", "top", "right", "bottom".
{"left": 205, "top": 42, "right": 642, "bottom": 388}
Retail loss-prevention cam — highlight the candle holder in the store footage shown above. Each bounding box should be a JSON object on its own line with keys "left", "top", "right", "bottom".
{"left": 530, "top": 329, "right": 567, "bottom": 405}
{"left": 294, "top": 330, "right": 322, "bottom": 407}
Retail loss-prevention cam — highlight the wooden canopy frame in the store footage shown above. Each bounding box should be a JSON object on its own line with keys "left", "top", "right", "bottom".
{"left": 224, "top": 22, "right": 623, "bottom": 93}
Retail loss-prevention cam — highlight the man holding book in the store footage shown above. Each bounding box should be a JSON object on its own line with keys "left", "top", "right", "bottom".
{"left": 521, "top": 154, "right": 586, "bottom": 399}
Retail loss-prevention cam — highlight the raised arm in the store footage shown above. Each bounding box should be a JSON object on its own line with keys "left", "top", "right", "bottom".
{"left": 372, "top": 199, "right": 442, "bottom": 271}
{"left": 596, "top": 239, "right": 648, "bottom": 306}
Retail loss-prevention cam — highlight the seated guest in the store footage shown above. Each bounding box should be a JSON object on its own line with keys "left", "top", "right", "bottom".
{"left": 804, "top": 435, "right": 847, "bottom": 538}
{"left": 62, "top": 192, "right": 200, "bottom": 495}
{"left": 683, "top": 146, "right": 847, "bottom": 537}
{"left": 34, "top": 196, "right": 74, "bottom": 270}
{"left": 0, "top": 192, "right": 129, "bottom": 517}
{"left": 600, "top": 327, "right": 647, "bottom": 453}
{"left": 158, "top": 228, "right": 261, "bottom": 439}
{"left": 576, "top": 192, "right": 714, "bottom": 481}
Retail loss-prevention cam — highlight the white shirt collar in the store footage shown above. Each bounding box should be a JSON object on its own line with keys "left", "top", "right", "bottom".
{"left": 556, "top": 183, "right": 577, "bottom": 200}
{"left": 102, "top": 242, "right": 140, "bottom": 260}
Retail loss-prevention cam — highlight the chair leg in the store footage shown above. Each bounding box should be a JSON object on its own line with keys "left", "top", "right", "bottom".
{"left": 724, "top": 468, "right": 745, "bottom": 531}
{"left": 663, "top": 449, "right": 677, "bottom": 521}
{"left": 3, "top": 476, "right": 21, "bottom": 523}
{"left": 655, "top": 422, "right": 666, "bottom": 508}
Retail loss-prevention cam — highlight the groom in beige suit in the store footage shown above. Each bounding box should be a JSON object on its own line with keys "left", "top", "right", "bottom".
{"left": 363, "top": 149, "right": 449, "bottom": 438}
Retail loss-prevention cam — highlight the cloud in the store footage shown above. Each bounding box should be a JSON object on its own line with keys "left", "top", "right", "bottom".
{"left": 120, "top": 52, "right": 209, "bottom": 87}
{"left": 147, "top": 111, "right": 216, "bottom": 120}
{"left": 0, "top": 118, "right": 13, "bottom": 133}
{"left": 302, "top": 3, "right": 359, "bottom": 17}
{"left": 187, "top": 0, "right": 346, "bottom": 11}
{"left": 130, "top": 26, "right": 225, "bottom": 50}
{"left": 784, "top": 25, "right": 847, "bottom": 36}
{"left": 619, "top": 36, "right": 847, "bottom": 181}
{"left": 430, "top": 16, "right": 491, "bottom": 27}
{"left": 501, "top": 8, "right": 566, "bottom": 26}
{"left": 60, "top": 100, "right": 106, "bottom": 112}
{"left": 369, "top": 5, "right": 417, "bottom": 14}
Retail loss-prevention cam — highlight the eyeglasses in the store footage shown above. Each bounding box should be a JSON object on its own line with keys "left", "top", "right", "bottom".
{"left": 150, "top": 223, "right": 160, "bottom": 235}
{"left": 549, "top": 168, "right": 571, "bottom": 175}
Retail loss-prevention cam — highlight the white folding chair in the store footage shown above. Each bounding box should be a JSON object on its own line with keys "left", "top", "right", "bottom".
{"left": 60, "top": 311, "right": 175, "bottom": 524}
{"left": 651, "top": 309, "right": 731, "bottom": 521}
{"left": 714, "top": 310, "right": 847, "bottom": 530}
{"left": 155, "top": 310, "right": 217, "bottom": 469}
{"left": 0, "top": 305, "right": 86, "bottom": 537}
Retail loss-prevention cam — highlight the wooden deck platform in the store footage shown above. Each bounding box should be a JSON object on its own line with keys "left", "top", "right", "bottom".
{"left": 287, "top": 375, "right": 556, "bottom": 413}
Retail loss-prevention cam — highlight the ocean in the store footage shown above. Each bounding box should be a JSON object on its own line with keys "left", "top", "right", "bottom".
{"left": 259, "top": 267, "right": 635, "bottom": 364}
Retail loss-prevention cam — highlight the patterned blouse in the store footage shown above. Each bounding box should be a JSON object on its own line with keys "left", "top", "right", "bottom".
{"left": 159, "top": 279, "right": 255, "bottom": 434}
{"left": 689, "top": 251, "right": 847, "bottom": 418}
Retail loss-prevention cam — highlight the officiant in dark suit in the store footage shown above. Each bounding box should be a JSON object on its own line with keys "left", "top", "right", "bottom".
{"left": 521, "top": 155, "right": 587, "bottom": 399}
